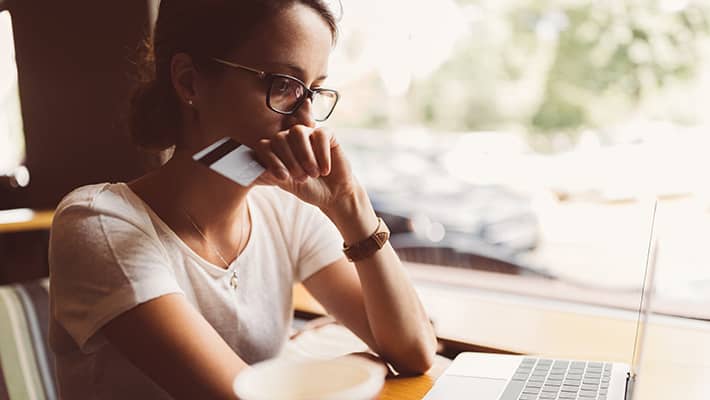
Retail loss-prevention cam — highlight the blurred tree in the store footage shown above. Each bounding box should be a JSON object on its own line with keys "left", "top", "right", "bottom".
{"left": 412, "top": 1, "right": 710, "bottom": 134}
{"left": 529, "top": 1, "right": 710, "bottom": 133}
{"left": 331, "top": 0, "right": 710, "bottom": 137}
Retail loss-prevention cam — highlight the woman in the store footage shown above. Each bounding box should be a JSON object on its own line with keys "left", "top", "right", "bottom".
{"left": 48, "top": 0, "right": 437, "bottom": 399}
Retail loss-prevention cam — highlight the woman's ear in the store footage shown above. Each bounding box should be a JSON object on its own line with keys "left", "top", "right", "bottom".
{"left": 170, "top": 52, "right": 199, "bottom": 106}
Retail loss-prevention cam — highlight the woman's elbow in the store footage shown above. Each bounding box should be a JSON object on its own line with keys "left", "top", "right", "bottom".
{"left": 390, "top": 338, "right": 437, "bottom": 375}
{"left": 409, "top": 349, "right": 436, "bottom": 375}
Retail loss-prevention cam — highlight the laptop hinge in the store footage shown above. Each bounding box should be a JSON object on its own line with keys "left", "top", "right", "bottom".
{"left": 624, "top": 372, "right": 635, "bottom": 400}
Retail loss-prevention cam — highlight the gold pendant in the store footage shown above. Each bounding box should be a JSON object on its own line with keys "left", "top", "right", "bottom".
{"left": 229, "top": 271, "right": 239, "bottom": 289}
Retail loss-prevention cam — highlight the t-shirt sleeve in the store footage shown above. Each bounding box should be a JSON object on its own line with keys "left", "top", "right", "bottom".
{"left": 49, "top": 204, "right": 184, "bottom": 353}
{"left": 292, "top": 201, "right": 346, "bottom": 282}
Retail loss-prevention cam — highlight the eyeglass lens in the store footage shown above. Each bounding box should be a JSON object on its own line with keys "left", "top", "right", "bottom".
{"left": 268, "top": 76, "right": 337, "bottom": 121}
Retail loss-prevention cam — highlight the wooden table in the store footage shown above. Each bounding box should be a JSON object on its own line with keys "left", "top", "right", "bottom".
{"left": 294, "top": 277, "right": 710, "bottom": 400}
{"left": 377, "top": 355, "right": 450, "bottom": 400}
{"left": 0, "top": 209, "right": 53, "bottom": 233}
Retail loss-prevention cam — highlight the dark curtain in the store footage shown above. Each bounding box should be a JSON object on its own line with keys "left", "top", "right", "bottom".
{"left": 1, "top": 0, "right": 152, "bottom": 210}
{"left": 1, "top": 0, "right": 151, "bottom": 283}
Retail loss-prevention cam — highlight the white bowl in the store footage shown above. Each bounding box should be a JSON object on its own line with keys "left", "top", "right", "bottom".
{"left": 233, "top": 355, "right": 387, "bottom": 400}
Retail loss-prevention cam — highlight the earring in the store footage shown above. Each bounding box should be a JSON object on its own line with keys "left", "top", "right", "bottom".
{"left": 187, "top": 99, "right": 194, "bottom": 106}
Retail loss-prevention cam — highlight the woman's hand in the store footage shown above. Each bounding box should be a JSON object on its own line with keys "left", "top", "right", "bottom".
{"left": 252, "top": 124, "right": 358, "bottom": 210}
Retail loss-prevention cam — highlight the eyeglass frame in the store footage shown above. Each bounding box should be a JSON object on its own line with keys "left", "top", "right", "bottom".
{"left": 211, "top": 57, "right": 340, "bottom": 122}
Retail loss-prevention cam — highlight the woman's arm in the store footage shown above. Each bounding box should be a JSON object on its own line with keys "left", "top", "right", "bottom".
{"left": 254, "top": 125, "right": 437, "bottom": 374}
{"left": 305, "top": 187, "right": 438, "bottom": 375}
{"left": 102, "top": 293, "right": 248, "bottom": 400}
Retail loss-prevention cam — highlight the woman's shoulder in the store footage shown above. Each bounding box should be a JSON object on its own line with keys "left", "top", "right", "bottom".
{"left": 56, "top": 182, "right": 111, "bottom": 209}
{"left": 53, "top": 182, "right": 151, "bottom": 232}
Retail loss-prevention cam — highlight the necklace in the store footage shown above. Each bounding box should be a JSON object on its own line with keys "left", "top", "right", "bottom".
{"left": 184, "top": 208, "right": 249, "bottom": 290}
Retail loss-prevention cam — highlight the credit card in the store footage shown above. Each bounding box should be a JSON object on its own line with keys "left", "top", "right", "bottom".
{"left": 192, "top": 137, "right": 266, "bottom": 187}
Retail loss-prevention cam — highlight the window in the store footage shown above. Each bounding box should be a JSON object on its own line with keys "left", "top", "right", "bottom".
{"left": 329, "top": 0, "right": 710, "bottom": 319}
{"left": 0, "top": 10, "right": 27, "bottom": 182}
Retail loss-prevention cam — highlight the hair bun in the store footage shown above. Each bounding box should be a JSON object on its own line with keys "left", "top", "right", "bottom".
{"left": 129, "top": 78, "right": 179, "bottom": 152}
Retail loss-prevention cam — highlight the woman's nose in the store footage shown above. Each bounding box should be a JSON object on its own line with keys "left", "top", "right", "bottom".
{"left": 288, "top": 97, "right": 317, "bottom": 129}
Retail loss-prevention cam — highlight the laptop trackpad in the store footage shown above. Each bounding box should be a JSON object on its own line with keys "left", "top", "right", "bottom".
{"left": 424, "top": 375, "right": 507, "bottom": 400}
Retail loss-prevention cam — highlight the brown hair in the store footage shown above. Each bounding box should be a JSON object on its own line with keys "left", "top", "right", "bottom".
{"left": 129, "top": 0, "right": 338, "bottom": 152}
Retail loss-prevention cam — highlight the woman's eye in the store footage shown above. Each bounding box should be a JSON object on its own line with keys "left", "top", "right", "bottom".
{"left": 277, "top": 80, "right": 290, "bottom": 93}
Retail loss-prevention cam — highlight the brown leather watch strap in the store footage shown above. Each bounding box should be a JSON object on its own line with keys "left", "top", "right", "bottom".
{"left": 342, "top": 217, "right": 390, "bottom": 262}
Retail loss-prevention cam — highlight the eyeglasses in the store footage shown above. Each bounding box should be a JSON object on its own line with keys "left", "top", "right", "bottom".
{"left": 212, "top": 57, "right": 340, "bottom": 122}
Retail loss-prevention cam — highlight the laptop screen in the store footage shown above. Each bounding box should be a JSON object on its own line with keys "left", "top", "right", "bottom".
{"left": 0, "top": 9, "right": 26, "bottom": 177}
{"left": 630, "top": 200, "right": 659, "bottom": 382}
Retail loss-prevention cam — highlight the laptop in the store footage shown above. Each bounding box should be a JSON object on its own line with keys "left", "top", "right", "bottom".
{"left": 423, "top": 201, "right": 659, "bottom": 400}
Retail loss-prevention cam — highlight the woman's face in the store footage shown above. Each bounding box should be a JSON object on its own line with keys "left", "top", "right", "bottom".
{"left": 195, "top": 3, "right": 334, "bottom": 149}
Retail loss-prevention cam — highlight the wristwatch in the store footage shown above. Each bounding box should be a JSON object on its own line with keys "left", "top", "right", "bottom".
{"left": 342, "top": 217, "right": 390, "bottom": 262}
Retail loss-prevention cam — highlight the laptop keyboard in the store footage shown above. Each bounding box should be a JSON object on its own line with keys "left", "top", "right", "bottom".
{"left": 498, "top": 358, "right": 613, "bottom": 400}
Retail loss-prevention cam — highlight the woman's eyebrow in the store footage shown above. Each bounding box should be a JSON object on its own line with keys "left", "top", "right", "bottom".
{"left": 268, "top": 61, "right": 328, "bottom": 81}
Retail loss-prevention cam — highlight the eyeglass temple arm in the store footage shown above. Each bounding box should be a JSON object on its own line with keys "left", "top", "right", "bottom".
{"left": 211, "top": 57, "right": 267, "bottom": 79}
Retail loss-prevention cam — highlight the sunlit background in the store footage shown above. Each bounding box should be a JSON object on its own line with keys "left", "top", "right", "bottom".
{"left": 325, "top": 0, "right": 710, "bottom": 318}
{"left": 0, "top": 11, "right": 25, "bottom": 178}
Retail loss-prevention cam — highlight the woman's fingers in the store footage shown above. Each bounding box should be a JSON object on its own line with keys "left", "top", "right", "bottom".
{"left": 287, "top": 125, "right": 320, "bottom": 178}
{"left": 254, "top": 139, "right": 290, "bottom": 181}
{"left": 310, "top": 127, "right": 332, "bottom": 176}
{"left": 272, "top": 131, "right": 309, "bottom": 182}
{"left": 253, "top": 125, "right": 334, "bottom": 184}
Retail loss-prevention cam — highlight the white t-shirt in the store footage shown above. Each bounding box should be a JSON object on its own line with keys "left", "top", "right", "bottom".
{"left": 48, "top": 182, "right": 344, "bottom": 399}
